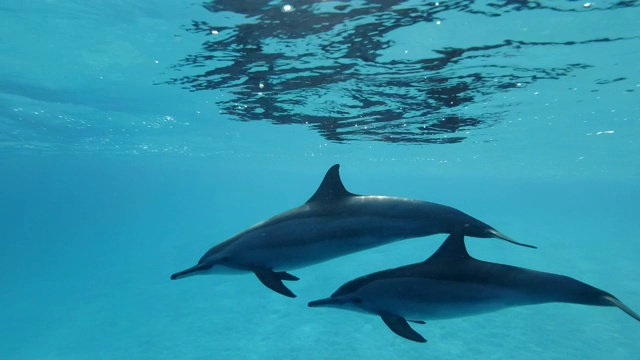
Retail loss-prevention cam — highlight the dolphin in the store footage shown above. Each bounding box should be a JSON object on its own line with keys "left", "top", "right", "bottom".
{"left": 308, "top": 231, "right": 640, "bottom": 343}
{"left": 171, "top": 164, "right": 535, "bottom": 298}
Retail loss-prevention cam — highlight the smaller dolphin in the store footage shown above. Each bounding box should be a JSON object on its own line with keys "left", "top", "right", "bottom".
{"left": 308, "top": 232, "right": 640, "bottom": 343}
{"left": 171, "top": 164, "right": 535, "bottom": 298}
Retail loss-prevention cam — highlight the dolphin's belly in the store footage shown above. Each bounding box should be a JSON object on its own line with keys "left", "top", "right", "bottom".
{"left": 357, "top": 278, "right": 536, "bottom": 320}
{"left": 222, "top": 217, "right": 430, "bottom": 270}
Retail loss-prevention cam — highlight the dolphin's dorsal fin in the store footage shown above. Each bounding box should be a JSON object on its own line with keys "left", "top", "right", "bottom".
{"left": 426, "top": 231, "right": 471, "bottom": 261}
{"left": 306, "top": 164, "right": 356, "bottom": 203}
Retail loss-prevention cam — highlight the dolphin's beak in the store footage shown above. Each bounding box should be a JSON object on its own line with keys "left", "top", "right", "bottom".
{"left": 170, "top": 263, "right": 212, "bottom": 280}
{"left": 487, "top": 229, "right": 537, "bottom": 249}
{"left": 308, "top": 297, "right": 347, "bottom": 308}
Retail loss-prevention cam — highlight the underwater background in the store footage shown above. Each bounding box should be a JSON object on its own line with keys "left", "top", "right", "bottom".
{"left": 1, "top": 1, "right": 639, "bottom": 359}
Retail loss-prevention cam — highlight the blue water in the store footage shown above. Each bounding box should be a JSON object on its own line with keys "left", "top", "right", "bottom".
{"left": 1, "top": 1, "right": 639, "bottom": 359}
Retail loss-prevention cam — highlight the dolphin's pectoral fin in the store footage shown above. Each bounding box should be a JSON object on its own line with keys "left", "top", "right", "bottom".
{"left": 407, "top": 320, "right": 426, "bottom": 324}
{"left": 253, "top": 268, "right": 298, "bottom": 298}
{"left": 380, "top": 312, "right": 427, "bottom": 343}
{"left": 602, "top": 295, "right": 640, "bottom": 322}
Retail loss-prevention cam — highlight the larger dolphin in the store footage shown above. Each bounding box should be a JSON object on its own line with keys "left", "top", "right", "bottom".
{"left": 171, "top": 164, "right": 534, "bottom": 297}
{"left": 308, "top": 231, "right": 640, "bottom": 342}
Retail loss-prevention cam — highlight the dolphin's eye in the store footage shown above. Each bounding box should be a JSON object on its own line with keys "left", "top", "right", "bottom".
{"left": 352, "top": 298, "right": 362, "bottom": 304}
{"left": 221, "top": 256, "right": 229, "bottom": 262}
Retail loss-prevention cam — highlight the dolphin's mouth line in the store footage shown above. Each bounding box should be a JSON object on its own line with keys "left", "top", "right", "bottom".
{"left": 308, "top": 297, "right": 347, "bottom": 307}
{"left": 170, "top": 263, "right": 214, "bottom": 280}
{"left": 488, "top": 229, "right": 537, "bottom": 249}
{"left": 308, "top": 299, "right": 332, "bottom": 307}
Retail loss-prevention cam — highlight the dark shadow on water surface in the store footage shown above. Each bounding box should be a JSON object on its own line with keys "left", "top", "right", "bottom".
{"left": 160, "top": 0, "right": 639, "bottom": 144}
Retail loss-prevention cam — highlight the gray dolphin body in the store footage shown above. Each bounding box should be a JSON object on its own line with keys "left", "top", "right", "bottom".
{"left": 308, "top": 232, "right": 640, "bottom": 343}
{"left": 171, "top": 164, "right": 534, "bottom": 297}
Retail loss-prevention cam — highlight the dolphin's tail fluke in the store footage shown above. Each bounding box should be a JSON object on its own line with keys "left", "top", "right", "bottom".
{"left": 486, "top": 229, "right": 537, "bottom": 249}
{"left": 170, "top": 263, "right": 212, "bottom": 280}
{"left": 603, "top": 295, "right": 640, "bottom": 322}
